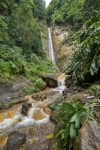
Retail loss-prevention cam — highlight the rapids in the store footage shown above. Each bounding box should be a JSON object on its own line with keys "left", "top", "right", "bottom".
{"left": 0, "top": 75, "right": 66, "bottom": 137}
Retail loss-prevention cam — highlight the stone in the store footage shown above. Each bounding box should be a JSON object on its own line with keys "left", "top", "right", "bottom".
{"left": 0, "top": 136, "right": 8, "bottom": 150}
{"left": 21, "top": 102, "right": 32, "bottom": 116}
{"left": 6, "top": 109, "right": 16, "bottom": 119}
{"left": 33, "top": 109, "right": 46, "bottom": 121}
{"left": 41, "top": 74, "right": 59, "bottom": 88}
{"left": 40, "top": 94, "right": 47, "bottom": 101}
{"left": 62, "top": 88, "right": 68, "bottom": 96}
{"left": 0, "top": 113, "right": 5, "bottom": 122}
{"left": 7, "top": 131, "right": 26, "bottom": 150}
{"left": 73, "top": 120, "right": 100, "bottom": 150}
{"left": 43, "top": 107, "right": 52, "bottom": 115}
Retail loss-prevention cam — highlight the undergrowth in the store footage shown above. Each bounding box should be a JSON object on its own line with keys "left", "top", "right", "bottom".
{"left": 0, "top": 44, "right": 58, "bottom": 91}
{"left": 64, "top": 6, "right": 100, "bottom": 83}
{"left": 50, "top": 98, "right": 99, "bottom": 149}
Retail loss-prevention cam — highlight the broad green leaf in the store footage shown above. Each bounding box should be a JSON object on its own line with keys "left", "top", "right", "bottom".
{"left": 75, "top": 112, "right": 84, "bottom": 128}
{"left": 77, "top": 103, "right": 87, "bottom": 111}
{"left": 70, "top": 123, "right": 76, "bottom": 139}
{"left": 61, "top": 133, "right": 65, "bottom": 140}
{"left": 56, "top": 129, "right": 65, "bottom": 137}
{"left": 50, "top": 104, "right": 61, "bottom": 110}
{"left": 90, "top": 67, "right": 94, "bottom": 75}
{"left": 61, "top": 102, "right": 76, "bottom": 111}
{"left": 69, "top": 114, "right": 77, "bottom": 122}
{"left": 64, "top": 123, "right": 70, "bottom": 140}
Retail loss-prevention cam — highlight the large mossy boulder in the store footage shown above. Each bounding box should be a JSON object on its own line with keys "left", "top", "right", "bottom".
{"left": 41, "top": 74, "right": 59, "bottom": 88}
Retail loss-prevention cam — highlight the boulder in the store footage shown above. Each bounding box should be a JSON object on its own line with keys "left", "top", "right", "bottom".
{"left": 43, "top": 107, "right": 52, "bottom": 115}
{"left": 73, "top": 120, "right": 100, "bottom": 150}
{"left": 21, "top": 102, "right": 32, "bottom": 116}
{"left": 33, "top": 109, "right": 46, "bottom": 121}
{"left": 7, "top": 131, "right": 26, "bottom": 150}
{"left": 41, "top": 74, "right": 59, "bottom": 88}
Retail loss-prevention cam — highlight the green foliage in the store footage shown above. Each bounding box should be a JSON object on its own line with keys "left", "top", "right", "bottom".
{"left": 33, "top": 78, "right": 46, "bottom": 91}
{"left": 9, "top": 98, "right": 13, "bottom": 106}
{"left": 90, "top": 85, "right": 100, "bottom": 97}
{"left": 47, "top": 0, "right": 100, "bottom": 30}
{"left": 33, "top": 0, "right": 47, "bottom": 20}
{"left": 0, "top": 0, "right": 57, "bottom": 91}
{"left": 23, "top": 85, "right": 35, "bottom": 95}
{"left": 51, "top": 98, "right": 97, "bottom": 149}
{"left": 65, "top": 7, "right": 100, "bottom": 82}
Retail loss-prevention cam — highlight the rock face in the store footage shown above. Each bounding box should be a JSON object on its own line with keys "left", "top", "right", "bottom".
{"left": 7, "top": 131, "right": 26, "bottom": 150}
{"left": 0, "top": 79, "right": 33, "bottom": 109}
{"left": 74, "top": 120, "right": 100, "bottom": 150}
{"left": 41, "top": 74, "right": 59, "bottom": 88}
{"left": 52, "top": 26, "right": 73, "bottom": 71}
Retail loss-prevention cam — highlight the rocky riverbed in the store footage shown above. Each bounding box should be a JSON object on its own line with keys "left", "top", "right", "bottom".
{"left": 0, "top": 77, "right": 100, "bottom": 150}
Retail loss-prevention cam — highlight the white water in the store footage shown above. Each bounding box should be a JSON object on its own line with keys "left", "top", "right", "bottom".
{"left": 0, "top": 102, "right": 50, "bottom": 136}
{"left": 52, "top": 77, "right": 66, "bottom": 94}
{"left": 48, "top": 28, "right": 56, "bottom": 64}
{"left": 0, "top": 75, "right": 66, "bottom": 136}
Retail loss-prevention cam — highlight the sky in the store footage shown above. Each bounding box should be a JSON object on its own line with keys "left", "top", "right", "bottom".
{"left": 45, "top": 0, "right": 51, "bottom": 7}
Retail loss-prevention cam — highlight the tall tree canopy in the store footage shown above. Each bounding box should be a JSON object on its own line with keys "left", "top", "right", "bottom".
{"left": 0, "top": 0, "right": 56, "bottom": 85}
{"left": 47, "top": 0, "right": 100, "bottom": 30}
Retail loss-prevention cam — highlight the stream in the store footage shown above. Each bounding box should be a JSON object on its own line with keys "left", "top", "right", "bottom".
{"left": 0, "top": 76, "right": 66, "bottom": 150}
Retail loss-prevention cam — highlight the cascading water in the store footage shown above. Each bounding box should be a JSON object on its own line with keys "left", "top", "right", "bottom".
{"left": 0, "top": 102, "right": 50, "bottom": 136}
{"left": 52, "top": 74, "right": 66, "bottom": 94}
{"left": 48, "top": 28, "right": 56, "bottom": 64}
{"left": 48, "top": 28, "right": 66, "bottom": 94}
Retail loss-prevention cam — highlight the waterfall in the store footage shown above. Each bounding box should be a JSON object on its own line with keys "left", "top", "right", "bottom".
{"left": 48, "top": 28, "right": 56, "bottom": 64}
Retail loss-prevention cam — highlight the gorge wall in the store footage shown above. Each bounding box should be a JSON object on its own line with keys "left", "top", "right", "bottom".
{"left": 51, "top": 26, "right": 74, "bottom": 71}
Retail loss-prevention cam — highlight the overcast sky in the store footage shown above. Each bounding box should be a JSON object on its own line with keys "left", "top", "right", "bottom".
{"left": 45, "top": 0, "right": 51, "bottom": 7}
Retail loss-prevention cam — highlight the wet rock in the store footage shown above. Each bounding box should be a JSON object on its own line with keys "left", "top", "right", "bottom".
{"left": 43, "top": 107, "right": 52, "bottom": 115}
{"left": 7, "top": 131, "right": 26, "bottom": 150}
{"left": 62, "top": 88, "right": 68, "bottom": 95}
{"left": 33, "top": 109, "right": 46, "bottom": 120}
{"left": 21, "top": 102, "right": 32, "bottom": 116}
{"left": 31, "top": 94, "right": 40, "bottom": 100}
{"left": 41, "top": 74, "right": 59, "bottom": 88}
{"left": 40, "top": 94, "right": 47, "bottom": 101}
{"left": 0, "top": 136, "right": 8, "bottom": 150}
{"left": 37, "top": 103, "right": 46, "bottom": 109}
{"left": 32, "top": 93, "right": 47, "bottom": 101}
{"left": 73, "top": 120, "right": 100, "bottom": 150}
